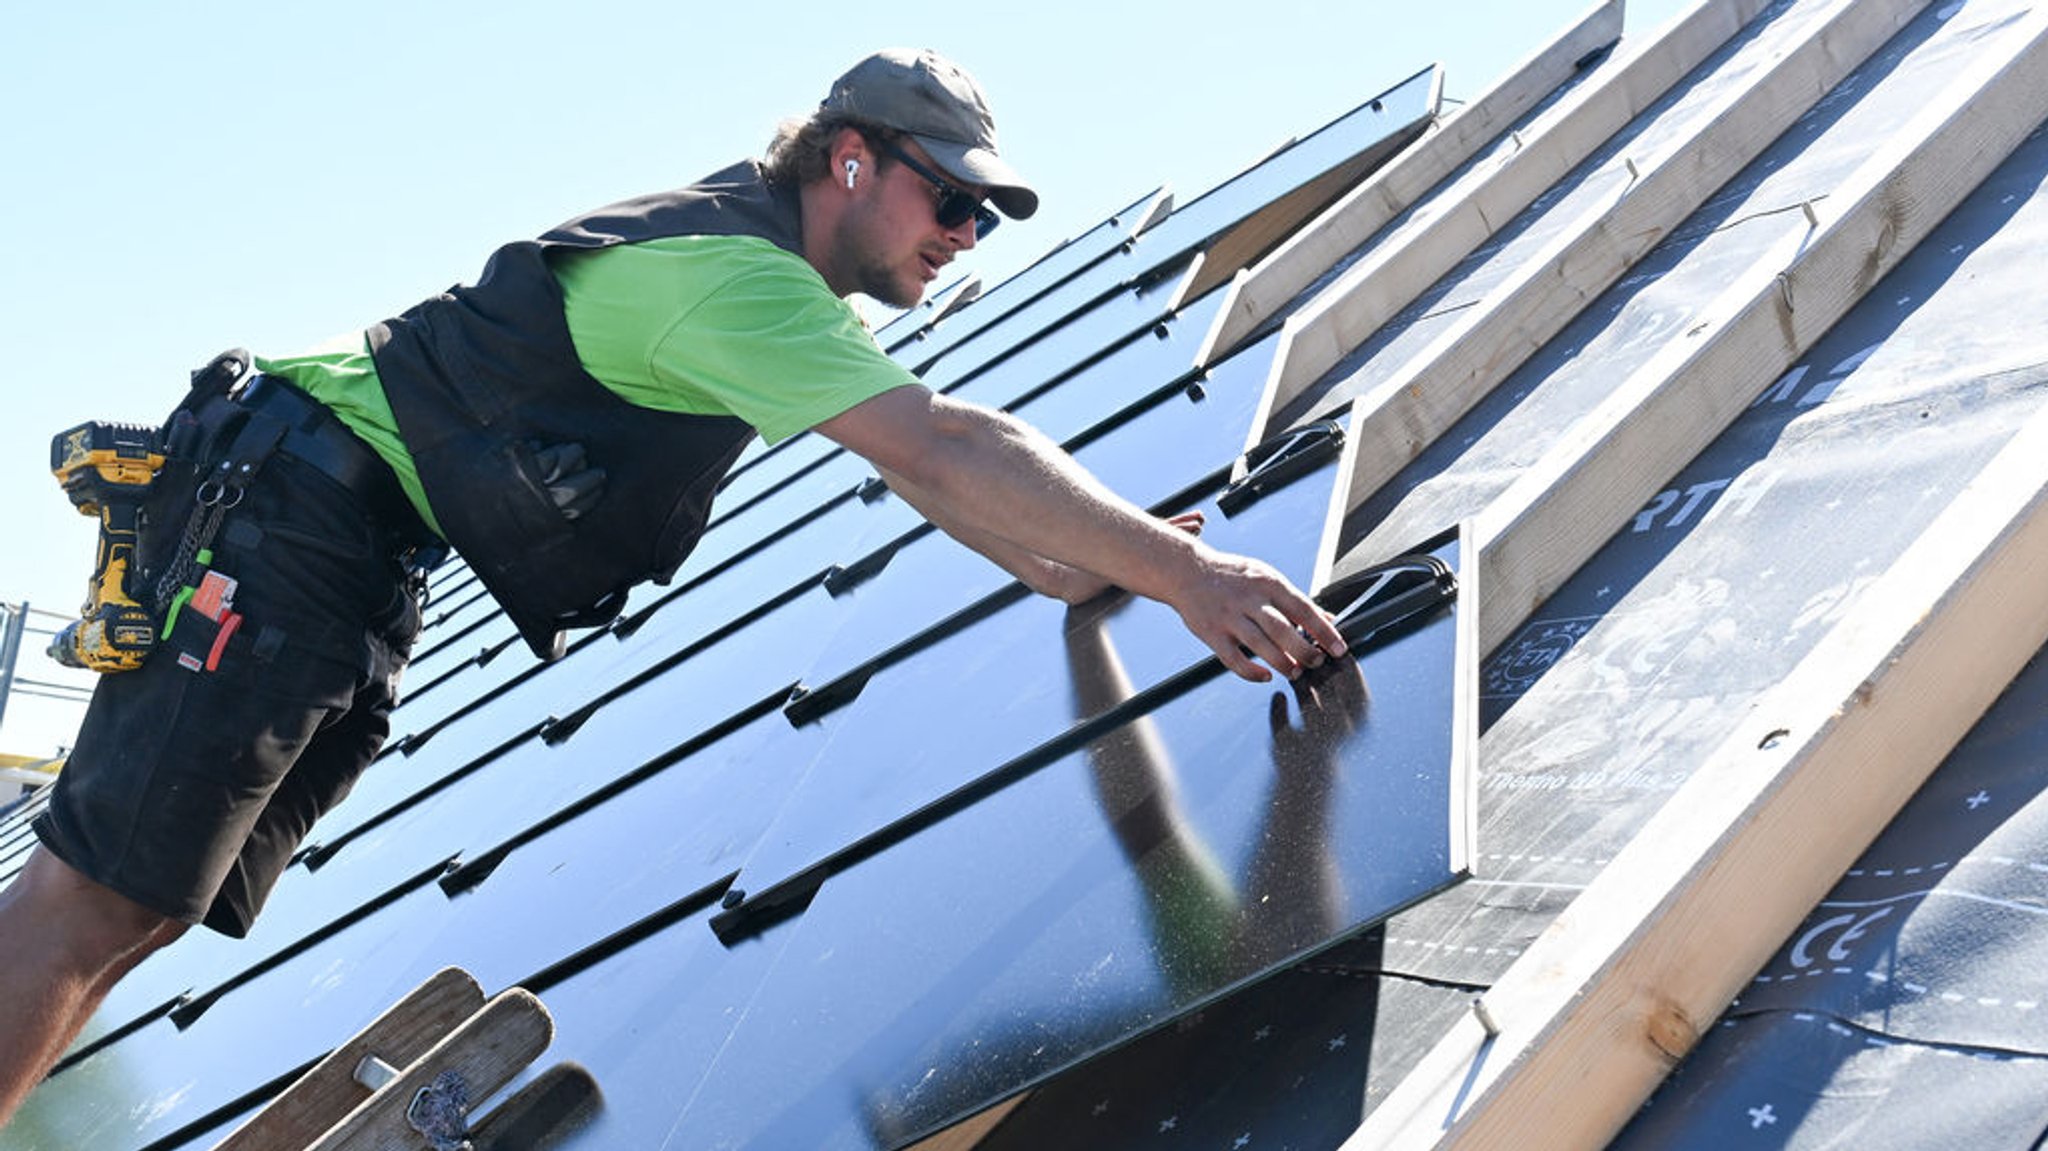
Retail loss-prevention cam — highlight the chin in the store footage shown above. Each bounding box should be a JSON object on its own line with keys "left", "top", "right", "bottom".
{"left": 878, "top": 282, "right": 925, "bottom": 310}
{"left": 855, "top": 266, "right": 920, "bottom": 310}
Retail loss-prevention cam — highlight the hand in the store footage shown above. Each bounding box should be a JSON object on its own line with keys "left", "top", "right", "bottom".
{"left": 1169, "top": 546, "right": 1347, "bottom": 683}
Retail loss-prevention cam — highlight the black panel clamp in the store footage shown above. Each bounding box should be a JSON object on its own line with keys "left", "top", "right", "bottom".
{"left": 1218, "top": 419, "right": 1346, "bottom": 517}
{"left": 1316, "top": 547, "right": 1457, "bottom": 651}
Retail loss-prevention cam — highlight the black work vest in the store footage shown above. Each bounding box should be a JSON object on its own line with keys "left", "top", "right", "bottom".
{"left": 368, "top": 161, "right": 802, "bottom": 660}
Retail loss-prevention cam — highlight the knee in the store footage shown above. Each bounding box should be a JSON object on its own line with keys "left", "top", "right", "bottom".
{"left": 7, "top": 849, "right": 184, "bottom": 967}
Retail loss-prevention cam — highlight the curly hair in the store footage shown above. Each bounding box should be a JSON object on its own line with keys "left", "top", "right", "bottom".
{"left": 761, "top": 110, "right": 901, "bottom": 186}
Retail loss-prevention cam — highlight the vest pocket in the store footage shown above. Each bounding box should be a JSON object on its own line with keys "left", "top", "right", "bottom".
{"left": 499, "top": 439, "right": 594, "bottom": 539}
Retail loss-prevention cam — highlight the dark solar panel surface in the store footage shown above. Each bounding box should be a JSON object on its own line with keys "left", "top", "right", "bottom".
{"left": 0, "top": 64, "right": 1452, "bottom": 1151}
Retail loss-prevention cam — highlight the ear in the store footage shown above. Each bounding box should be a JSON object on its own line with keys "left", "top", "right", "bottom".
{"left": 827, "top": 128, "right": 868, "bottom": 194}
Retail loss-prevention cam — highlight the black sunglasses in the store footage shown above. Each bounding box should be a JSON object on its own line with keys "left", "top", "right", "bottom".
{"left": 877, "top": 141, "right": 1000, "bottom": 240}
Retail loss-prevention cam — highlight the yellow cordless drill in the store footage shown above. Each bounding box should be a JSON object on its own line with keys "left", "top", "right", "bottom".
{"left": 49, "top": 421, "right": 166, "bottom": 672}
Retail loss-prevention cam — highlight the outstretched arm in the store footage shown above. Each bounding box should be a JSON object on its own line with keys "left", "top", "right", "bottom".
{"left": 816, "top": 384, "right": 1346, "bottom": 682}
{"left": 876, "top": 462, "right": 1207, "bottom": 605}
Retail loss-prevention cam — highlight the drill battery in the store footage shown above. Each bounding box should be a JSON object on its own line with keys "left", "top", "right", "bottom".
{"left": 49, "top": 421, "right": 168, "bottom": 672}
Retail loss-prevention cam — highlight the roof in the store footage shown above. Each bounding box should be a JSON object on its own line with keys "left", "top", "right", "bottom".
{"left": 6, "top": 0, "right": 2048, "bottom": 1147}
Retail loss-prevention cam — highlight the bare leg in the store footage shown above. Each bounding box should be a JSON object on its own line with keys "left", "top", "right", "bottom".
{"left": 0, "top": 846, "right": 186, "bottom": 1129}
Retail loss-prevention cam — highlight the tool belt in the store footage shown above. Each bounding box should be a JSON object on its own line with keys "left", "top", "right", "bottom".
{"left": 53, "top": 351, "right": 450, "bottom": 676}
{"left": 167, "top": 353, "right": 445, "bottom": 569}
{"left": 137, "top": 352, "right": 443, "bottom": 638}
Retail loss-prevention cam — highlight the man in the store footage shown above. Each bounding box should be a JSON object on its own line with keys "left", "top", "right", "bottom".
{"left": 0, "top": 48, "right": 1344, "bottom": 1126}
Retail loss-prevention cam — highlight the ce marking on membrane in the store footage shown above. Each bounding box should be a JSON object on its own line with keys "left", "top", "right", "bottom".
{"left": 1790, "top": 907, "right": 1893, "bottom": 969}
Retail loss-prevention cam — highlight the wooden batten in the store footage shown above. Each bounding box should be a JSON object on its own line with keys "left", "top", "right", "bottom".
{"left": 1344, "top": 8, "right": 2048, "bottom": 1150}
{"left": 1468, "top": 3, "right": 2048, "bottom": 658}
{"left": 900, "top": 1093, "right": 1033, "bottom": 1151}
{"left": 1245, "top": 0, "right": 1772, "bottom": 457}
{"left": 1195, "top": 0, "right": 1627, "bottom": 370}
{"left": 1350, "top": 375, "right": 2048, "bottom": 1151}
{"left": 1314, "top": 0, "right": 1932, "bottom": 593}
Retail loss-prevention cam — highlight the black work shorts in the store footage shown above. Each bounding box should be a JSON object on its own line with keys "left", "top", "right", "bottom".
{"left": 34, "top": 447, "right": 423, "bottom": 938}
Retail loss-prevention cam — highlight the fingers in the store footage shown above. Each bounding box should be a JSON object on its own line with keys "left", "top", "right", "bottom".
{"left": 1171, "top": 546, "right": 1348, "bottom": 684}
{"left": 1205, "top": 603, "right": 1333, "bottom": 683}
{"left": 1240, "top": 579, "right": 1348, "bottom": 680}
{"left": 1283, "top": 586, "right": 1348, "bottom": 662}
{"left": 1210, "top": 635, "right": 1274, "bottom": 683}
{"left": 1242, "top": 603, "right": 1320, "bottom": 681}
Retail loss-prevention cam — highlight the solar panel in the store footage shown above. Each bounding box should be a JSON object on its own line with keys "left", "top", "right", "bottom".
{"left": 2, "top": 55, "right": 1463, "bottom": 1151}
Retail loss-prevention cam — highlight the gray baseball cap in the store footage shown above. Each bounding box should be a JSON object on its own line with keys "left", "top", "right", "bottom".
{"left": 822, "top": 48, "right": 1039, "bottom": 221}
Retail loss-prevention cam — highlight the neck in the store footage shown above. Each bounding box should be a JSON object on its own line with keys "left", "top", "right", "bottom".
{"left": 797, "top": 179, "right": 853, "bottom": 297}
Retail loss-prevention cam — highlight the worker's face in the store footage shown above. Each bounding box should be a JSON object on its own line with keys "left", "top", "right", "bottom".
{"left": 839, "top": 139, "right": 982, "bottom": 309}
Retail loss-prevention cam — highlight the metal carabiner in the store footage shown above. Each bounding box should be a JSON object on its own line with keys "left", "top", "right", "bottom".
{"left": 195, "top": 470, "right": 247, "bottom": 510}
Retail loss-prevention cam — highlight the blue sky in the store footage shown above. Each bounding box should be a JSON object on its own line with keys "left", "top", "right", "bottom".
{"left": 0, "top": 0, "right": 1683, "bottom": 755}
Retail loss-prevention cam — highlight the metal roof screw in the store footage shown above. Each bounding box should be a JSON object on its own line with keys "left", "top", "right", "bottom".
{"left": 1472, "top": 996, "right": 1501, "bottom": 1038}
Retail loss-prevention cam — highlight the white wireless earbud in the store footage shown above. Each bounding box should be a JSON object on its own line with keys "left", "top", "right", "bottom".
{"left": 845, "top": 159, "right": 860, "bottom": 189}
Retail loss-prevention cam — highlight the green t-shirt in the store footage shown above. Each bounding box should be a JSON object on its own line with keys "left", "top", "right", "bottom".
{"left": 259, "top": 234, "right": 917, "bottom": 534}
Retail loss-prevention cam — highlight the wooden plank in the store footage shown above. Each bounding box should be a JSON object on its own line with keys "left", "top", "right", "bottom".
{"left": 213, "top": 968, "right": 484, "bottom": 1151}
{"left": 1247, "top": 0, "right": 1771, "bottom": 452}
{"left": 1347, "top": 375, "right": 2048, "bottom": 1151}
{"left": 310, "top": 988, "right": 555, "bottom": 1151}
{"left": 1466, "top": 1, "right": 2048, "bottom": 658}
{"left": 1313, "top": 0, "right": 1931, "bottom": 589}
{"left": 900, "top": 1092, "right": 1032, "bottom": 1151}
{"left": 1342, "top": 10, "right": 2048, "bottom": 1150}
{"left": 1194, "top": 0, "right": 1626, "bottom": 368}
